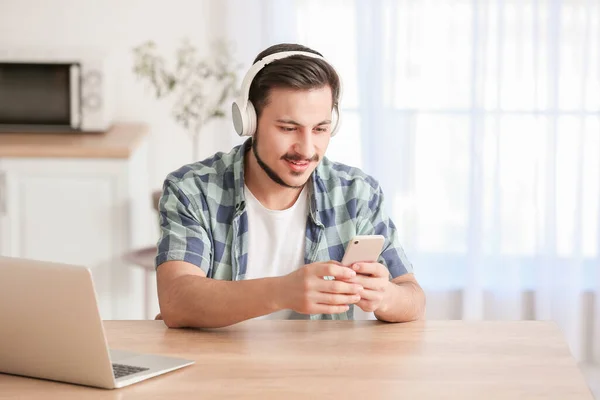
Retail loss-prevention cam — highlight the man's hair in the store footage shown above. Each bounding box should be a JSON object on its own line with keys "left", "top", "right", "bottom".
{"left": 249, "top": 43, "right": 341, "bottom": 118}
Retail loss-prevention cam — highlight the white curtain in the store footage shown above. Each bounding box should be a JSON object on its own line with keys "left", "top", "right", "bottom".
{"left": 223, "top": 0, "right": 600, "bottom": 363}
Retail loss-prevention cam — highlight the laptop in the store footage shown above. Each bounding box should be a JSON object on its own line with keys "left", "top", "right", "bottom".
{"left": 0, "top": 256, "right": 194, "bottom": 389}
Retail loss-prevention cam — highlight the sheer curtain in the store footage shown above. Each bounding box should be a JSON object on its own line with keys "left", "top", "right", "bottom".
{"left": 223, "top": 0, "right": 600, "bottom": 363}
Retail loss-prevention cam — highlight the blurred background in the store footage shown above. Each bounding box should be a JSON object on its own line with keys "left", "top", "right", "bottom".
{"left": 0, "top": 0, "right": 598, "bottom": 394}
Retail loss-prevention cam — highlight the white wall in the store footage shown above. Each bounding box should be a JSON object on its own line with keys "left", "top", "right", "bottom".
{"left": 0, "top": 0, "right": 245, "bottom": 189}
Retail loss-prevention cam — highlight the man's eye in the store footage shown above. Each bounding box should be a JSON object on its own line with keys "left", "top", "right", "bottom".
{"left": 279, "top": 126, "right": 296, "bottom": 132}
{"left": 315, "top": 127, "right": 328, "bottom": 132}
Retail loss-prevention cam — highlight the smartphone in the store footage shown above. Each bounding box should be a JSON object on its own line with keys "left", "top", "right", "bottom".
{"left": 341, "top": 235, "right": 385, "bottom": 266}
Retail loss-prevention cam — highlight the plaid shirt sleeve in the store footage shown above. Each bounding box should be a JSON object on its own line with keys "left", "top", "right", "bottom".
{"left": 357, "top": 182, "right": 413, "bottom": 279}
{"left": 155, "top": 178, "right": 212, "bottom": 274}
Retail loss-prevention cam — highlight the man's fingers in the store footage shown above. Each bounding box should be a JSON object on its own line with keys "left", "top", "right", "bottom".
{"left": 339, "top": 275, "right": 388, "bottom": 292}
{"left": 316, "top": 292, "right": 361, "bottom": 305}
{"left": 311, "top": 304, "right": 351, "bottom": 315}
{"left": 355, "top": 299, "right": 378, "bottom": 313}
{"left": 341, "top": 275, "right": 369, "bottom": 287}
{"left": 317, "top": 263, "right": 356, "bottom": 279}
{"left": 316, "top": 279, "right": 363, "bottom": 294}
{"left": 351, "top": 262, "right": 388, "bottom": 277}
{"left": 355, "top": 288, "right": 381, "bottom": 301}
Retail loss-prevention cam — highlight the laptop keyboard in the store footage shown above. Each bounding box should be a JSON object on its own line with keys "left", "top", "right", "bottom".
{"left": 112, "top": 363, "right": 150, "bottom": 379}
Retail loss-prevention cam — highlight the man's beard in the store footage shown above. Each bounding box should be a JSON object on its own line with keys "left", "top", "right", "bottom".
{"left": 252, "top": 134, "right": 319, "bottom": 189}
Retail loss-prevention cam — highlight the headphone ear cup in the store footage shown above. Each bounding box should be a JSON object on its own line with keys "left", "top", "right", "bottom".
{"left": 231, "top": 99, "right": 257, "bottom": 137}
{"left": 232, "top": 100, "right": 245, "bottom": 137}
{"left": 330, "top": 107, "right": 341, "bottom": 137}
{"left": 246, "top": 101, "right": 257, "bottom": 136}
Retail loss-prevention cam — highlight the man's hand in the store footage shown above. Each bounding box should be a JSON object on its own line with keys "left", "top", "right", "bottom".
{"left": 279, "top": 262, "right": 364, "bottom": 315}
{"left": 341, "top": 263, "right": 390, "bottom": 313}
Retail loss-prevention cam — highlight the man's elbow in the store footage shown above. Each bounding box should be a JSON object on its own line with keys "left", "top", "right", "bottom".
{"left": 163, "top": 315, "right": 185, "bottom": 329}
{"left": 157, "top": 286, "right": 188, "bottom": 328}
{"left": 158, "top": 303, "right": 186, "bottom": 328}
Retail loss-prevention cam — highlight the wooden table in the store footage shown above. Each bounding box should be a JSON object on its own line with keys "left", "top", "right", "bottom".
{"left": 0, "top": 320, "right": 593, "bottom": 399}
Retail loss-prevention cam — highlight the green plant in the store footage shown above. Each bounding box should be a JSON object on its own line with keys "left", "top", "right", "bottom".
{"left": 133, "top": 38, "right": 242, "bottom": 160}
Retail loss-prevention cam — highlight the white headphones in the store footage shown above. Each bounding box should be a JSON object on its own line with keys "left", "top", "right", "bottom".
{"left": 231, "top": 51, "right": 343, "bottom": 137}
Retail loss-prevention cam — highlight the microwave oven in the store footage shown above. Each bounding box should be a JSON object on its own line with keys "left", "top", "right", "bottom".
{"left": 0, "top": 48, "right": 115, "bottom": 133}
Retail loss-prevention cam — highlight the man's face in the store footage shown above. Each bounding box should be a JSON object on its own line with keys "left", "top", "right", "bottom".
{"left": 252, "top": 86, "right": 333, "bottom": 189}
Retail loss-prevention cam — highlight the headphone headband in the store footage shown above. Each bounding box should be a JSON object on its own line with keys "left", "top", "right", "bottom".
{"left": 231, "top": 50, "right": 343, "bottom": 137}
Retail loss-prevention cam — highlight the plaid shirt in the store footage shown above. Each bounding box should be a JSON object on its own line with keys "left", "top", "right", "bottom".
{"left": 156, "top": 138, "right": 413, "bottom": 320}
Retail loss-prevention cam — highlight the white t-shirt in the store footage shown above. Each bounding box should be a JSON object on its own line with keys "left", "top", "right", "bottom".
{"left": 244, "top": 184, "right": 309, "bottom": 320}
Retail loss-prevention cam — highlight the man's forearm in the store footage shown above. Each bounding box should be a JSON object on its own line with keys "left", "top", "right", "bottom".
{"left": 161, "top": 275, "right": 285, "bottom": 328}
{"left": 374, "top": 280, "right": 426, "bottom": 323}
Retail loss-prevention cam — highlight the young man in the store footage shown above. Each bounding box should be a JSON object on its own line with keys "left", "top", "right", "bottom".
{"left": 155, "top": 43, "right": 425, "bottom": 328}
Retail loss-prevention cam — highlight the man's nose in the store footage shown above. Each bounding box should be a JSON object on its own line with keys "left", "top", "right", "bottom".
{"left": 293, "top": 128, "right": 314, "bottom": 159}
